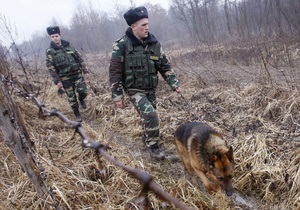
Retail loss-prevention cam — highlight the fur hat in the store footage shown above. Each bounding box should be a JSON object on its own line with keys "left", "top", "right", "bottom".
{"left": 47, "top": 26, "right": 60, "bottom": 35}
{"left": 123, "top": 6, "right": 148, "bottom": 26}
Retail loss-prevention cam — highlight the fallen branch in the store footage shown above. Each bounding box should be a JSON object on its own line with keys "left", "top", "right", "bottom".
{"left": 0, "top": 78, "right": 192, "bottom": 209}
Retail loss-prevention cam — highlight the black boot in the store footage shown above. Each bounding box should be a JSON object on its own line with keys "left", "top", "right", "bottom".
{"left": 73, "top": 108, "right": 82, "bottom": 122}
{"left": 79, "top": 98, "right": 87, "bottom": 109}
{"left": 149, "top": 144, "right": 165, "bottom": 160}
{"left": 142, "top": 133, "right": 147, "bottom": 145}
{"left": 57, "top": 87, "right": 65, "bottom": 95}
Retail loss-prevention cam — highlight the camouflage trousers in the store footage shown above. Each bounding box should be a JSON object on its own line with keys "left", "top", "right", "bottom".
{"left": 61, "top": 73, "right": 88, "bottom": 110}
{"left": 128, "top": 90, "right": 160, "bottom": 147}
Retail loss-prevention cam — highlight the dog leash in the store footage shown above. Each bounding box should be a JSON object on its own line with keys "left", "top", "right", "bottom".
{"left": 178, "top": 93, "right": 203, "bottom": 121}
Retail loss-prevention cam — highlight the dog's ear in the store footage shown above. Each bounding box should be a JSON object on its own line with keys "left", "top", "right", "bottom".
{"left": 208, "top": 154, "right": 218, "bottom": 168}
{"left": 226, "top": 146, "right": 234, "bottom": 162}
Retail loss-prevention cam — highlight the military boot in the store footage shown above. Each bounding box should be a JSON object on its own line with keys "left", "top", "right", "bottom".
{"left": 79, "top": 98, "right": 87, "bottom": 109}
{"left": 73, "top": 108, "right": 82, "bottom": 122}
{"left": 142, "top": 133, "right": 147, "bottom": 145}
{"left": 149, "top": 144, "right": 165, "bottom": 160}
{"left": 57, "top": 87, "right": 65, "bottom": 95}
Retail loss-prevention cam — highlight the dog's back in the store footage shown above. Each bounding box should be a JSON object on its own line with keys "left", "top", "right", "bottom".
{"left": 174, "top": 122, "right": 224, "bottom": 169}
{"left": 174, "top": 122, "right": 212, "bottom": 148}
{"left": 174, "top": 122, "right": 235, "bottom": 196}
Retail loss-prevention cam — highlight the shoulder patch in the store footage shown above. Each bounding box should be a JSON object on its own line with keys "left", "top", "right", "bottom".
{"left": 112, "top": 38, "right": 126, "bottom": 51}
{"left": 112, "top": 42, "right": 120, "bottom": 51}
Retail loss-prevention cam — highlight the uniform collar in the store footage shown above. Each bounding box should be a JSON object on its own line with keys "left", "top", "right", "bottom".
{"left": 50, "top": 39, "right": 70, "bottom": 49}
{"left": 125, "top": 27, "right": 158, "bottom": 46}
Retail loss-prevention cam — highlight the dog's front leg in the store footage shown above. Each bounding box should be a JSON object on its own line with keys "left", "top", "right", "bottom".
{"left": 192, "top": 165, "right": 218, "bottom": 193}
{"left": 207, "top": 172, "right": 221, "bottom": 191}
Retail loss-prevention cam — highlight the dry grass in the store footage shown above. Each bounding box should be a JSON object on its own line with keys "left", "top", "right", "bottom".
{"left": 1, "top": 48, "right": 300, "bottom": 210}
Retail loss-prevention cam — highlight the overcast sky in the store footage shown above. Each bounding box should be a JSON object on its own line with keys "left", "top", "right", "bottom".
{"left": 0, "top": 0, "right": 171, "bottom": 47}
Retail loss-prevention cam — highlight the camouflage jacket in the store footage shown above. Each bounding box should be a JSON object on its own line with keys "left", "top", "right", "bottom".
{"left": 46, "top": 40, "right": 89, "bottom": 84}
{"left": 109, "top": 27, "right": 180, "bottom": 101}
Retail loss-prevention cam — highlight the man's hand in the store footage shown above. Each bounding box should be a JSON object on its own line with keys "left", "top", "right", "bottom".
{"left": 115, "top": 100, "right": 126, "bottom": 109}
{"left": 175, "top": 87, "right": 181, "bottom": 93}
{"left": 57, "top": 82, "right": 63, "bottom": 88}
{"left": 84, "top": 73, "right": 90, "bottom": 80}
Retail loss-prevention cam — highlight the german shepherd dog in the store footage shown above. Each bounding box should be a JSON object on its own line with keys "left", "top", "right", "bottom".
{"left": 174, "top": 122, "right": 235, "bottom": 196}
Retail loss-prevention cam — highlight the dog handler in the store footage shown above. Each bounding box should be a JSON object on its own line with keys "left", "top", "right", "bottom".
{"left": 46, "top": 26, "right": 90, "bottom": 122}
{"left": 109, "top": 6, "right": 181, "bottom": 160}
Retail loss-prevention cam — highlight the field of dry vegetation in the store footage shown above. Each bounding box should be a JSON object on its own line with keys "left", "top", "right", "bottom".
{"left": 0, "top": 42, "right": 299, "bottom": 210}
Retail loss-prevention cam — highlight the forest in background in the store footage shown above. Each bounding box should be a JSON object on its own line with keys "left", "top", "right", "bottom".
{"left": 2, "top": 0, "right": 300, "bottom": 60}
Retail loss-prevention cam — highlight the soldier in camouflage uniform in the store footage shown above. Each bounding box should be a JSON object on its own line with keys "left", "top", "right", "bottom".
{"left": 46, "top": 26, "right": 90, "bottom": 122}
{"left": 109, "top": 7, "right": 181, "bottom": 160}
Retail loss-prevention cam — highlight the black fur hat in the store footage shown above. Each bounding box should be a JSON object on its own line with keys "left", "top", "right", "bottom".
{"left": 47, "top": 26, "right": 60, "bottom": 35}
{"left": 124, "top": 6, "right": 148, "bottom": 26}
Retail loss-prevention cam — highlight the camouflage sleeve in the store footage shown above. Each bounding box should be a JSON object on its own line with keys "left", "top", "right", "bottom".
{"left": 157, "top": 46, "right": 180, "bottom": 90}
{"left": 73, "top": 47, "right": 90, "bottom": 74}
{"left": 109, "top": 39, "right": 125, "bottom": 101}
{"left": 46, "top": 48, "right": 60, "bottom": 85}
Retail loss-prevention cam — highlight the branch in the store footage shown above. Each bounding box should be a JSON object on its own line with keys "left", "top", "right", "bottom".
{"left": 25, "top": 90, "right": 192, "bottom": 210}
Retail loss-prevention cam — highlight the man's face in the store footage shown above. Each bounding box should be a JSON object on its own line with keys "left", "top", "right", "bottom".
{"left": 132, "top": 18, "right": 149, "bottom": 40}
{"left": 50, "top": 34, "right": 61, "bottom": 46}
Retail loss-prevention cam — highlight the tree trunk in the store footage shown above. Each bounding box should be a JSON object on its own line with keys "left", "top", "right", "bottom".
{"left": 0, "top": 77, "right": 53, "bottom": 208}
{"left": 224, "top": 0, "right": 232, "bottom": 36}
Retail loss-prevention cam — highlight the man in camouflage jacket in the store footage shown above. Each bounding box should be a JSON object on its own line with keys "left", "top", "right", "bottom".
{"left": 46, "top": 26, "right": 90, "bottom": 122}
{"left": 109, "top": 6, "right": 181, "bottom": 160}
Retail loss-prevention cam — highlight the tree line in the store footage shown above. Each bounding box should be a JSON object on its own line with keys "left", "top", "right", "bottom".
{"left": 2, "top": 0, "right": 300, "bottom": 59}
